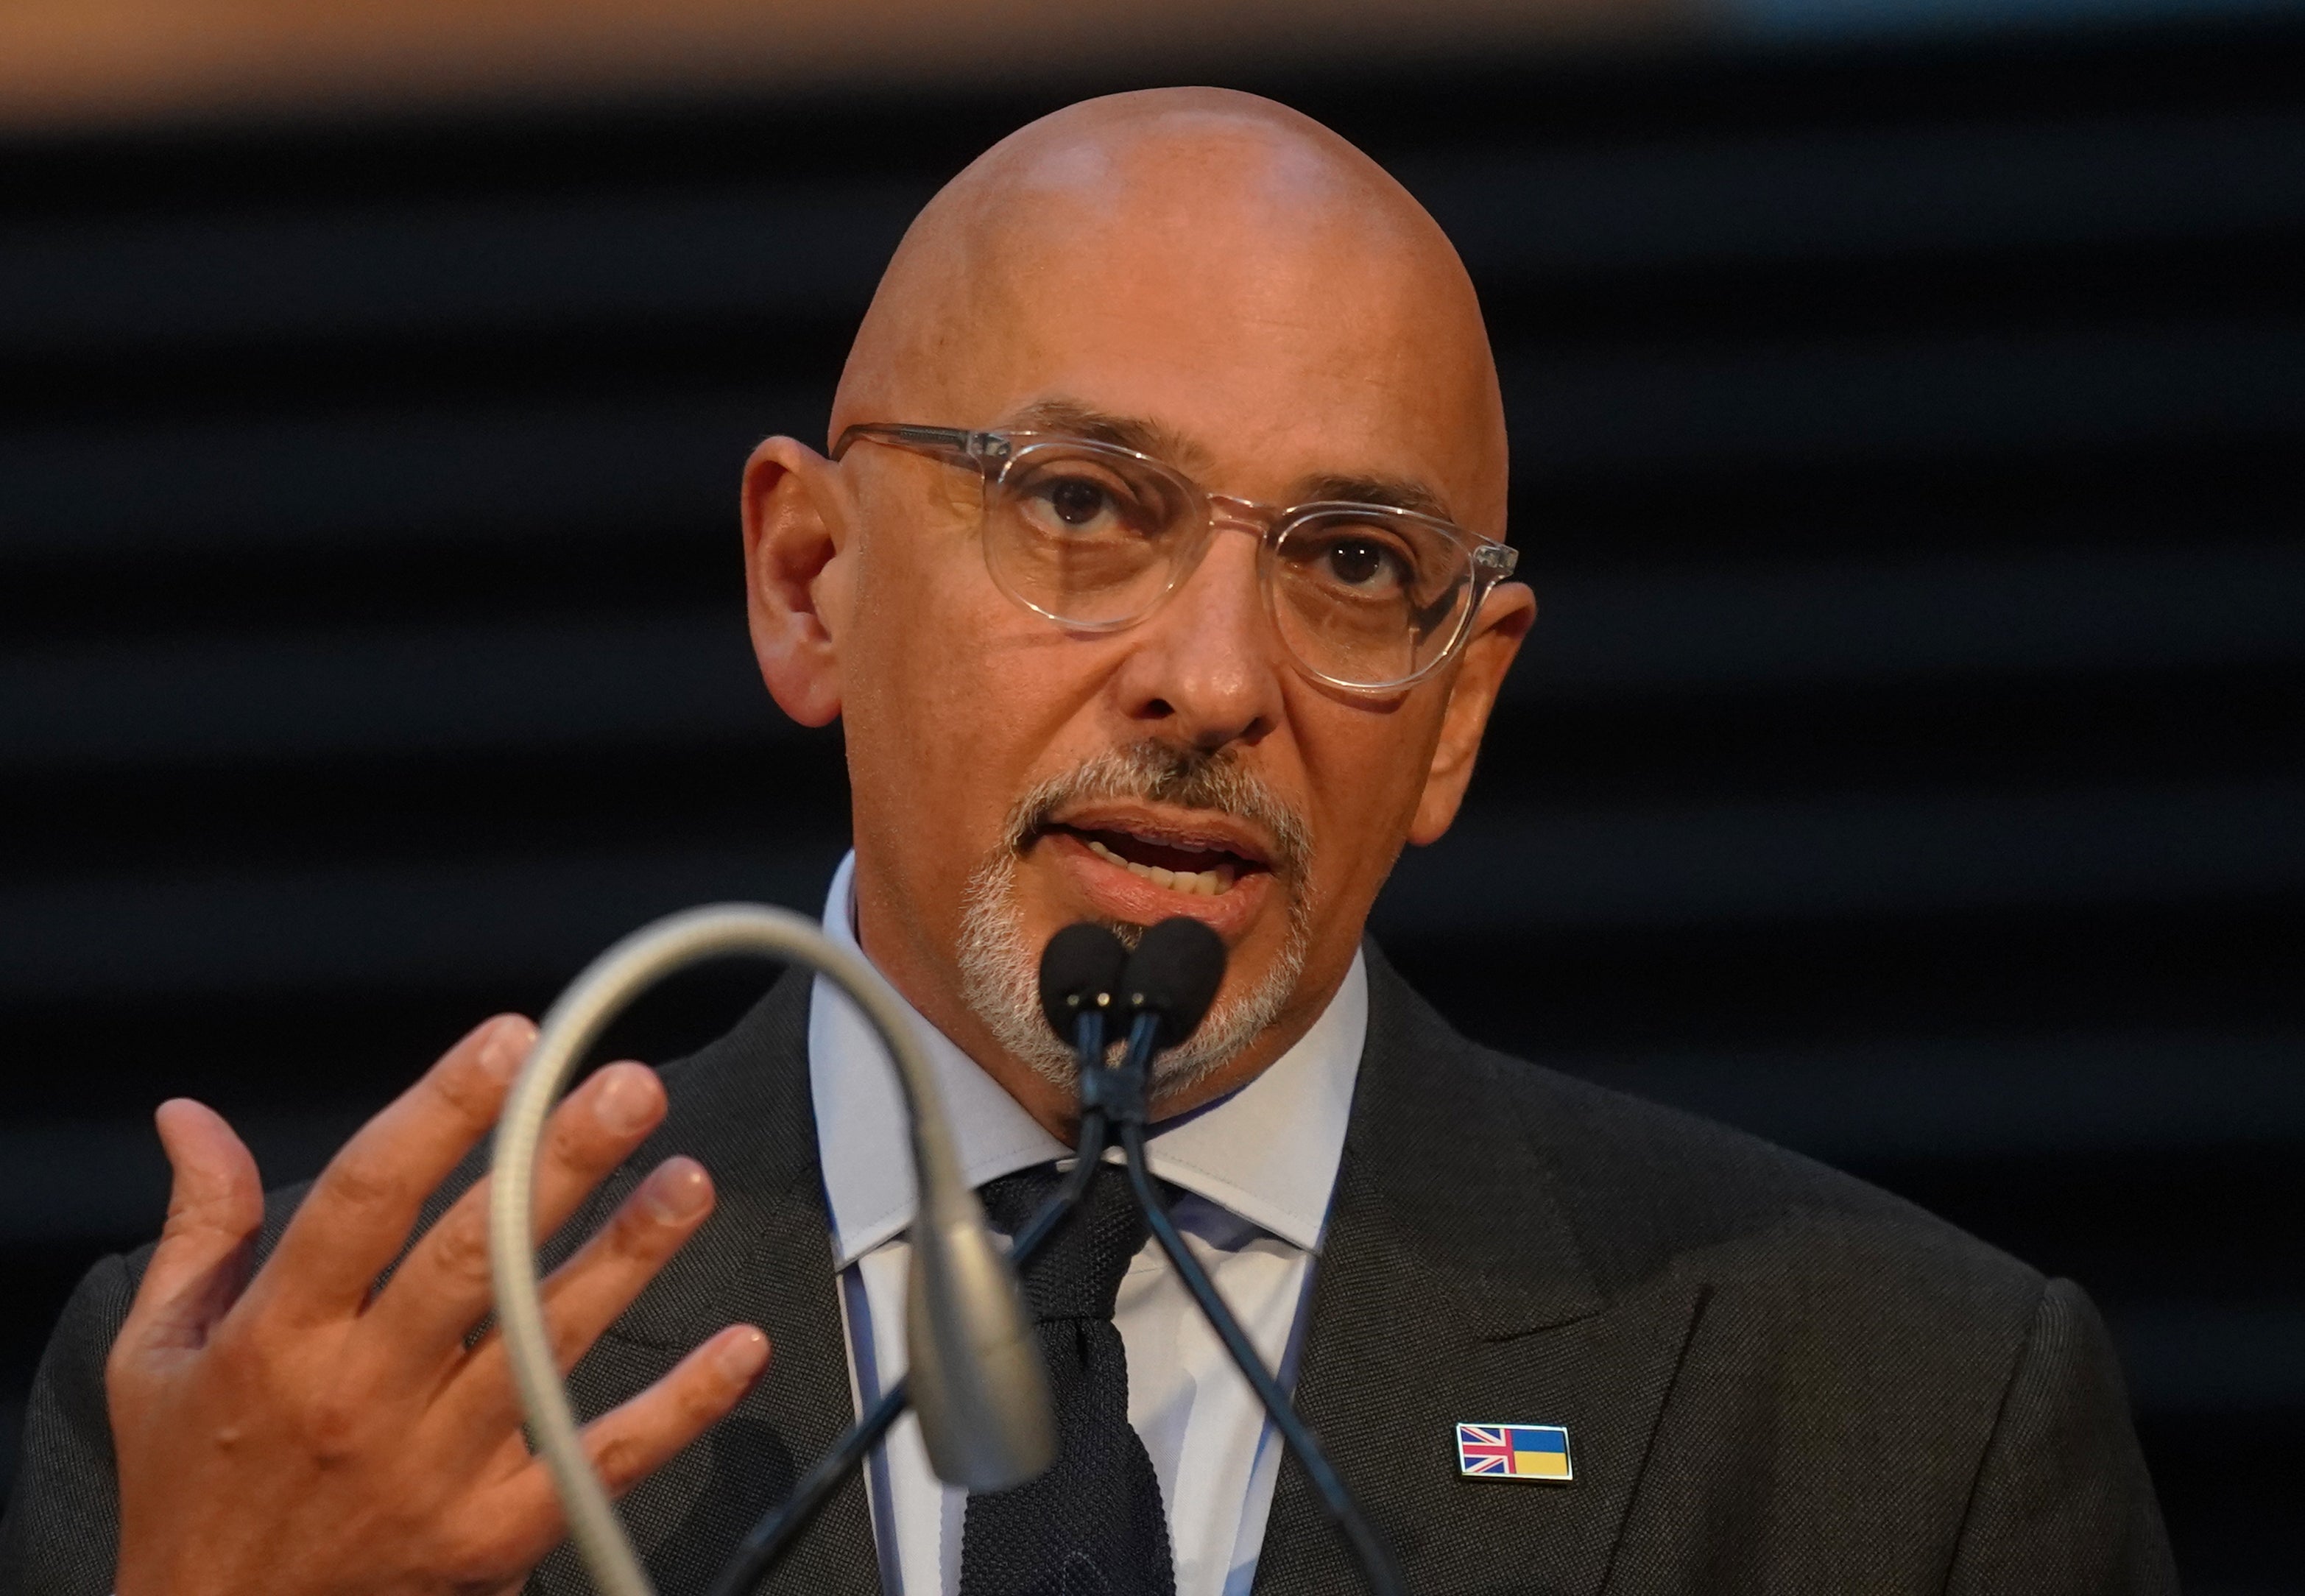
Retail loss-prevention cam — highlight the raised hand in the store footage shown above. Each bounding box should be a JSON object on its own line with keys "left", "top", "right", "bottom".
{"left": 105, "top": 1013, "right": 770, "bottom": 1596}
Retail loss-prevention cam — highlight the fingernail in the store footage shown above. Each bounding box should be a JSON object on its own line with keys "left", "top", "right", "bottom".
{"left": 593, "top": 1066, "right": 660, "bottom": 1136}
{"left": 479, "top": 1016, "right": 534, "bottom": 1078}
{"left": 641, "top": 1157, "right": 710, "bottom": 1221}
{"left": 715, "top": 1327, "right": 769, "bottom": 1383}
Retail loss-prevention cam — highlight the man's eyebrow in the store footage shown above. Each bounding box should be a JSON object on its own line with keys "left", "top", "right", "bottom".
{"left": 1000, "top": 398, "right": 1214, "bottom": 473}
{"left": 1296, "top": 473, "right": 1456, "bottom": 523}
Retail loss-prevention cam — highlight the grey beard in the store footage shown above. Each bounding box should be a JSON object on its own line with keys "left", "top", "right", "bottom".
{"left": 954, "top": 743, "right": 1316, "bottom": 1100}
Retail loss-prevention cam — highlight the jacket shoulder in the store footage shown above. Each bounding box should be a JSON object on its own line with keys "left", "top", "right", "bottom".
{"left": 1510, "top": 1044, "right": 2037, "bottom": 1302}
{"left": 1366, "top": 947, "right": 2044, "bottom": 1322}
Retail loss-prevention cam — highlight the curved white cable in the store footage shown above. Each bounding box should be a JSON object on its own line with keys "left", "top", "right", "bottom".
{"left": 486, "top": 903, "right": 1049, "bottom": 1596}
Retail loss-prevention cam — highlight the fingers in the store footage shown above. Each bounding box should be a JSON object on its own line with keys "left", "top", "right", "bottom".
{"left": 450, "top": 1156, "right": 718, "bottom": 1438}
{"left": 116, "top": 1100, "right": 264, "bottom": 1363}
{"left": 484, "top": 1325, "right": 769, "bottom": 1564}
{"left": 538, "top": 1157, "right": 717, "bottom": 1372}
{"left": 256, "top": 1014, "right": 536, "bottom": 1321}
{"left": 585, "top": 1327, "right": 770, "bottom": 1492}
{"left": 366, "top": 1062, "right": 670, "bottom": 1365}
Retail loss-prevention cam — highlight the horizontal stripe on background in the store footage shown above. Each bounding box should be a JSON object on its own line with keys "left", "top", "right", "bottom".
{"left": 1545, "top": 1030, "right": 2305, "bottom": 1161}
{"left": 1377, "top": 780, "right": 2304, "bottom": 931}
{"left": 9, "top": 113, "right": 2298, "bottom": 357}
{"left": 0, "top": 782, "right": 2291, "bottom": 1001}
{"left": 2, "top": 543, "right": 2295, "bottom": 769}
{"left": 7, "top": 325, "right": 2298, "bottom": 558}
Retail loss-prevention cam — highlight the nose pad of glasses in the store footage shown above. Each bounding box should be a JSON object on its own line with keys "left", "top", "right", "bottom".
{"left": 1203, "top": 494, "right": 1268, "bottom": 535}
{"left": 1182, "top": 497, "right": 1277, "bottom": 607}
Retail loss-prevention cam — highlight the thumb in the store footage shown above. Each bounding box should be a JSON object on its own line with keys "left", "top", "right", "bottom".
{"left": 118, "top": 1099, "right": 264, "bottom": 1361}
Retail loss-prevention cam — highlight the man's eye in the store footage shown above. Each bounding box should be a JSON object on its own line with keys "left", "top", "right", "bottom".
{"left": 1322, "top": 537, "right": 1402, "bottom": 589}
{"left": 1045, "top": 478, "right": 1112, "bottom": 526}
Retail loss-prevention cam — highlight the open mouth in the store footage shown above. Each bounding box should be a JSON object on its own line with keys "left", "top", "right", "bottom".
{"left": 1043, "top": 822, "right": 1270, "bottom": 898}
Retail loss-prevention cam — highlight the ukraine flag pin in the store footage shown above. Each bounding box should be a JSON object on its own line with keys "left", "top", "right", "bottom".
{"left": 1456, "top": 1422, "right": 1573, "bottom": 1482}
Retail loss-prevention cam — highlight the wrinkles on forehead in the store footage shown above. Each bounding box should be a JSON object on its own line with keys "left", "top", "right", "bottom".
{"left": 831, "top": 88, "right": 1508, "bottom": 533}
{"left": 1000, "top": 396, "right": 1214, "bottom": 475}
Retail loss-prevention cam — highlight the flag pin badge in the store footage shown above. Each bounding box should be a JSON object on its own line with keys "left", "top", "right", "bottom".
{"left": 1455, "top": 1422, "right": 1573, "bottom": 1483}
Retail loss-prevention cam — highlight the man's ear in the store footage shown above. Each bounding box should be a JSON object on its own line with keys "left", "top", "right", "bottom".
{"left": 741, "top": 434, "right": 849, "bottom": 727}
{"left": 1408, "top": 580, "right": 1536, "bottom": 846}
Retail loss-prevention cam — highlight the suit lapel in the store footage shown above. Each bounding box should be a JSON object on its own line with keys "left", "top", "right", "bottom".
{"left": 1253, "top": 949, "right": 1709, "bottom": 1596}
{"left": 534, "top": 967, "right": 883, "bottom": 1596}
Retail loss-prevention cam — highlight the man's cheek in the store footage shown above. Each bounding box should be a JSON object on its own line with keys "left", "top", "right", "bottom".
{"left": 1307, "top": 769, "right": 1408, "bottom": 895}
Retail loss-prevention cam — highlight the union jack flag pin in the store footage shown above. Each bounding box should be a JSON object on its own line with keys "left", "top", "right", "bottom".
{"left": 1456, "top": 1422, "right": 1573, "bottom": 1482}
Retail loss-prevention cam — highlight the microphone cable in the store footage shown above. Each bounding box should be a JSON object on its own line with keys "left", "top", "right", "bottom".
{"left": 1106, "top": 919, "right": 1409, "bottom": 1596}
{"left": 683, "top": 916, "right": 1412, "bottom": 1596}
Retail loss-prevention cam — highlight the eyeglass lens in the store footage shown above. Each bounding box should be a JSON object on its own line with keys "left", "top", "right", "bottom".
{"left": 983, "top": 442, "right": 1476, "bottom": 689}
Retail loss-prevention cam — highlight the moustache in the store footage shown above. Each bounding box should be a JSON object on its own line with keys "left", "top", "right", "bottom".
{"left": 1003, "top": 741, "right": 1315, "bottom": 889}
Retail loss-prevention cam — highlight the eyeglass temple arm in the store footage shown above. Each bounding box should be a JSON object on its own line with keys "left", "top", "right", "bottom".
{"left": 1402, "top": 540, "right": 1517, "bottom": 643}
{"left": 831, "top": 423, "right": 998, "bottom": 468}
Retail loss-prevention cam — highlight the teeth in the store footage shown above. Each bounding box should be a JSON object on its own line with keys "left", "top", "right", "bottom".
{"left": 1084, "top": 837, "right": 1235, "bottom": 895}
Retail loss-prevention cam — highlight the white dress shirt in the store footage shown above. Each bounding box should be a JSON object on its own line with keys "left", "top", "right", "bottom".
{"left": 807, "top": 853, "right": 1366, "bottom": 1596}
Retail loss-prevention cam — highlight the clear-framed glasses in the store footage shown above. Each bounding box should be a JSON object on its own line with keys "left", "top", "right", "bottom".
{"left": 833, "top": 423, "right": 1519, "bottom": 695}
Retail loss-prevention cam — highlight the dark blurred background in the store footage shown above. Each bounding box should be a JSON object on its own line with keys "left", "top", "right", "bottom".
{"left": 3, "top": 0, "right": 2301, "bottom": 1588}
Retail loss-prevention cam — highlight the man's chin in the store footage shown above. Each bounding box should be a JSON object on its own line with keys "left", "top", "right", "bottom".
{"left": 959, "top": 842, "right": 1312, "bottom": 1104}
{"left": 1010, "top": 847, "right": 1311, "bottom": 1057}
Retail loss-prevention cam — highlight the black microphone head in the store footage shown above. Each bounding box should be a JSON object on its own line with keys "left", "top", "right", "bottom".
{"left": 1123, "top": 917, "right": 1229, "bottom": 1048}
{"left": 1037, "top": 922, "right": 1131, "bottom": 1045}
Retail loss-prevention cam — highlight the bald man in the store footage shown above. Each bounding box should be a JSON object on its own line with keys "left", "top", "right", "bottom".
{"left": 1, "top": 91, "right": 2172, "bottom": 1596}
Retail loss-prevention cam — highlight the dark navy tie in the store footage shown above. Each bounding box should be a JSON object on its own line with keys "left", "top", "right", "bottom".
{"left": 958, "top": 1163, "right": 1177, "bottom": 1596}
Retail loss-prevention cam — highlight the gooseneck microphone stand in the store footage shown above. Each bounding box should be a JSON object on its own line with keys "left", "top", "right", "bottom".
{"left": 496, "top": 907, "right": 1405, "bottom": 1596}
{"left": 710, "top": 917, "right": 1409, "bottom": 1595}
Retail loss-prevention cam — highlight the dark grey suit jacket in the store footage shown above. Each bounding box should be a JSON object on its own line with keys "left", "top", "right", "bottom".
{"left": 0, "top": 947, "right": 2175, "bottom": 1594}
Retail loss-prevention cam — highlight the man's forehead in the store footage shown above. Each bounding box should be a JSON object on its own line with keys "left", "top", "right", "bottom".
{"left": 999, "top": 397, "right": 1212, "bottom": 471}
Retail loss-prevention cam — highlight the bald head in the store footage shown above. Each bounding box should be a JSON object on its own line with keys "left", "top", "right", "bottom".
{"left": 833, "top": 87, "right": 1508, "bottom": 532}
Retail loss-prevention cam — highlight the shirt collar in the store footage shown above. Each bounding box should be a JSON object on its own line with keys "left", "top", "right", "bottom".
{"left": 808, "top": 851, "right": 1364, "bottom": 1268}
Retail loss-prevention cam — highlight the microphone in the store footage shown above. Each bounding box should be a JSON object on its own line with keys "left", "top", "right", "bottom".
{"left": 1121, "top": 915, "right": 1226, "bottom": 1053}
{"left": 1039, "top": 920, "right": 1132, "bottom": 1062}
{"left": 1081, "top": 916, "right": 1227, "bottom": 1126}
{"left": 1101, "top": 916, "right": 1410, "bottom": 1596}
{"left": 979, "top": 922, "right": 1129, "bottom": 1265}
{"left": 487, "top": 904, "right": 1056, "bottom": 1596}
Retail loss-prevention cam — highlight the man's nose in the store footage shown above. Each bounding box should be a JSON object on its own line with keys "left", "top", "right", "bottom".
{"left": 1108, "top": 523, "right": 1284, "bottom": 751}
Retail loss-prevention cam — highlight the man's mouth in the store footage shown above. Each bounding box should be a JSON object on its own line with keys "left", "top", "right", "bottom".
{"left": 1041, "top": 821, "right": 1271, "bottom": 899}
